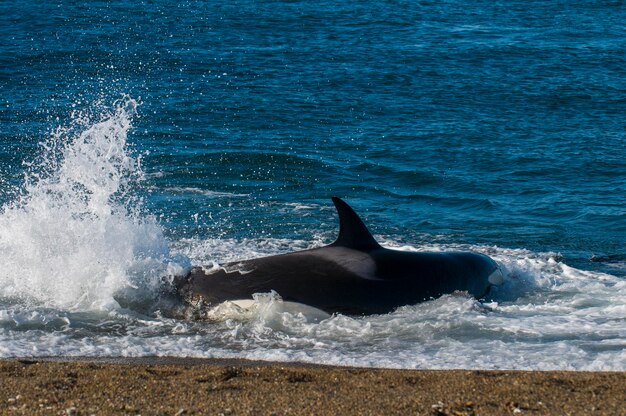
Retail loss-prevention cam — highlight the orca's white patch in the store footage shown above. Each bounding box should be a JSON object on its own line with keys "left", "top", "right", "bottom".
{"left": 488, "top": 267, "right": 504, "bottom": 285}
{"left": 205, "top": 296, "right": 331, "bottom": 322}
{"left": 229, "top": 299, "right": 256, "bottom": 309}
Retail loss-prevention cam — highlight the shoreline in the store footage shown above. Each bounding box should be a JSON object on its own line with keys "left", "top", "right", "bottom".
{"left": 1, "top": 357, "right": 624, "bottom": 415}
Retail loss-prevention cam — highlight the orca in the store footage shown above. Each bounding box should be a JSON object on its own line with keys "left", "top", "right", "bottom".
{"left": 176, "top": 197, "right": 504, "bottom": 315}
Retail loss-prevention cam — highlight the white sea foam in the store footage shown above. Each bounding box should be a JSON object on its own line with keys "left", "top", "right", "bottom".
{"left": 1, "top": 222, "right": 624, "bottom": 369}
{"left": 0, "top": 97, "right": 185, "bottom": 312}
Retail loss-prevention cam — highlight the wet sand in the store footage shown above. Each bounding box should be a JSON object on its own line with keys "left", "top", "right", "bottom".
{"left": 1, "top": 358, "right": 624, "bottom": 415}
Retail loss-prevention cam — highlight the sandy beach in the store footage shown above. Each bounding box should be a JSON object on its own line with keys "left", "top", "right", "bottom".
{"left": 0, "top": 358, "right": 624, "bottom": 415}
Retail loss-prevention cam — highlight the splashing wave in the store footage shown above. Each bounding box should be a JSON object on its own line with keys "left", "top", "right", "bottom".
{"left": 0, "top": 97, "right": 186, "bottom": 311}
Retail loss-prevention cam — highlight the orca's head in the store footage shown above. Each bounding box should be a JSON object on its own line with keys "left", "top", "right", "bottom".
{"left": 465, "top": 252, "right": 504, "bottom": 287}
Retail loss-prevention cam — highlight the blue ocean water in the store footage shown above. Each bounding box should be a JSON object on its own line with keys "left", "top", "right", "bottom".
{"left": 0, "top": 1, "right": 624, "bottom": 369}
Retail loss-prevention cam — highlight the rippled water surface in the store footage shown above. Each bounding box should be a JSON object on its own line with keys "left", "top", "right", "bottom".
{"left": 0, "top": 1, "right": 624, "bottom": 369}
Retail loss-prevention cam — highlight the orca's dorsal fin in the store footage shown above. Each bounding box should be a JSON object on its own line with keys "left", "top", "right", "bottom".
{"left": 330, "top": 197, "right": 381, "bottom": 251}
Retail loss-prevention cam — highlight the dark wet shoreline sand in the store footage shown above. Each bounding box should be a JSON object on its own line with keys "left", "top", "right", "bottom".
{"left": 1, "top": 357, "right": 624, "bottom": 415}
